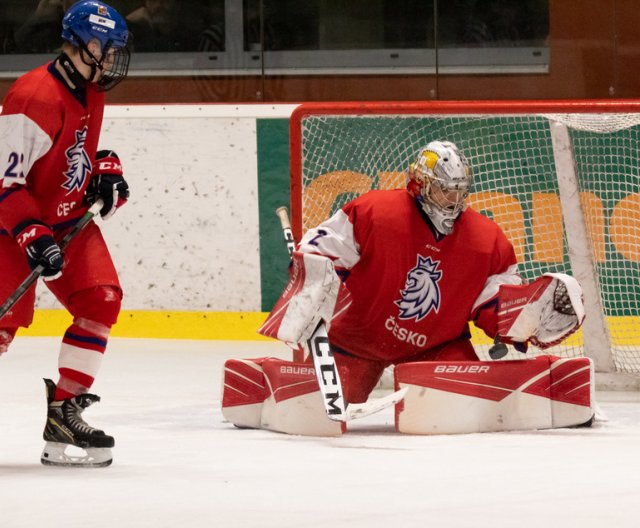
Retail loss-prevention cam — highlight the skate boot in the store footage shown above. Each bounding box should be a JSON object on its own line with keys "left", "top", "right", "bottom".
{"left": 41, "top": 378, "right": 114, "bottom": 467}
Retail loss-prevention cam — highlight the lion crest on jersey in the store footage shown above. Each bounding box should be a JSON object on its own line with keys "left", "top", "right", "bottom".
{"left": 62, "top": 127, "right": 92, "bottom": 193}
{"left": 395, "top": 255, "right": 442, "bottom": 321}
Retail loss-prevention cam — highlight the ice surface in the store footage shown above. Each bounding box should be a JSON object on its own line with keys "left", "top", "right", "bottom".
{"left": 0, "top": 337, "right": 639, "bottom": 528}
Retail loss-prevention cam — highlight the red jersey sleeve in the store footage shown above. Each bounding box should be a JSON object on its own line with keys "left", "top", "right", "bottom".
{"left": 472, "top": 228, "right": 522, "bottom": 337}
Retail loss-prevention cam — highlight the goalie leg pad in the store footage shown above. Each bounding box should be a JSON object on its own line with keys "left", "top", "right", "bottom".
{"left": 261, "top": 359, "right": 345, "bottom": 436}
{"left": 221, "top": 358, "right": 270, "bottom": 429}
{"left": 222, "top": 358, "right": 345, "bottom": 436}
{"left": 395, "top": 356, "right": 594, "bottom": 434}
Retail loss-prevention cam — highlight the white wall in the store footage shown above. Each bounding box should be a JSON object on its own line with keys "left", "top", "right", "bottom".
{"left": 28, "top": 104, "right": 297, "bottom": 311}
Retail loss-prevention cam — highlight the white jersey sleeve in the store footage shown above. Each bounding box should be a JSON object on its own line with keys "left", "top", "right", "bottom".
{"left": 297, "top": 209, "right": 361, "bottom": 270}
{"left": 0, "top": 113, "right": 52, "bottom": 189}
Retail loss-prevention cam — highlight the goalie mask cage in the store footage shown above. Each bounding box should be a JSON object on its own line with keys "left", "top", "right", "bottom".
{"left": 289, "top": 100, "right": 640, "bottom": 389}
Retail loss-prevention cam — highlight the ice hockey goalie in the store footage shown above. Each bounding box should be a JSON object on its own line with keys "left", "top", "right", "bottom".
{"left": 222, "top": 141, "right": 592, "bottom": 435}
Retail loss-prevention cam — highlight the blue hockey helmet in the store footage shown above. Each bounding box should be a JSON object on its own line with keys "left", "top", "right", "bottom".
{"left": 61, "top": 1, "right": 130, "bottom": 90}
{"left": 62, "top": 1, "right": 128, "bottom": 50}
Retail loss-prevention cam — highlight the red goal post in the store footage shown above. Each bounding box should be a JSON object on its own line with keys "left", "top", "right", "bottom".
{"left": 289, "top": 100, "right": 640, "bottom": 386}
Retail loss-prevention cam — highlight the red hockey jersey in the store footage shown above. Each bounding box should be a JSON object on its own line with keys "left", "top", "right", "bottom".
{"left": 0, "top": 62, "right": 104, "bottom": 234}
{"left": 297, "top": 189, "right": 521, "bottom": 362}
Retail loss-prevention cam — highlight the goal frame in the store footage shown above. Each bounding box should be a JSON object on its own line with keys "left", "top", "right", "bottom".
{"left": 290, "top": 99, "right": 640, "bottom": 241}
{"left": 289, "top": 99, "right": 640, "bottom": 387}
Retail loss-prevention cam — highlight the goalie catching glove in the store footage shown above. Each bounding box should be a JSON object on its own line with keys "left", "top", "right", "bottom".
{"left": 85, "top": 150, "right": 129, "bottom": 220}
{"left": 497, "top": 273, "right": 585, "bottom": 349}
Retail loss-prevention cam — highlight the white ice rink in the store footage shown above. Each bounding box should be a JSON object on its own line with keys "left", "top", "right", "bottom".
{"left": 0, "top": 337, "right": 639, "bottom": 528}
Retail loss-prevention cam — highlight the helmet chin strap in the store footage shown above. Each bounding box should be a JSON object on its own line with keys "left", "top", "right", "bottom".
{"left": 58, "top": 35, "right": 105, "bottom": 90}
{"left": 57, "top": 51, "right": 89, "bottom": 90}
{"left": 79, "top": 47, "right": 101, "bottom": 83}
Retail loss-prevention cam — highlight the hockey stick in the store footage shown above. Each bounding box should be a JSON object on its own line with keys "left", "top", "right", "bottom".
{"left": 0, "top": 199, "right": 104, "bottom": 321}
{"left": 275, "top": 206, "right": 347, "bottom": 420}
{"left": 275, "top": 206, "right": 407, "bottom": 422}
{"left": 275, "top": 206, "right": 295, "bottom": 256}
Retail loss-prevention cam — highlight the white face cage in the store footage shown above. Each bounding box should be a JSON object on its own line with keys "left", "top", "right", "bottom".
{"left": 407, "top": 141, "right": 472, "bottom": 235}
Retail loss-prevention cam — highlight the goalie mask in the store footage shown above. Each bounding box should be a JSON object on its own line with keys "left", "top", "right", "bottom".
{"left": 406, "top": 141, "right": 472, "bottom": 235}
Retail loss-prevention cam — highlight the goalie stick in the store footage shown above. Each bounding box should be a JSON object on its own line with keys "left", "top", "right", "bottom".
{"left": 0, "top": 199, "right": 104, "bottom": 321}
{"left": 275, "top": 206, "right": 296, "bottom": 256}
{"left": 275, "top": 206, "right": 407, "bottom": 422}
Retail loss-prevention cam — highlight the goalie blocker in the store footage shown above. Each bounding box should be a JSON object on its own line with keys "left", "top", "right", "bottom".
{"left": 221, "top": 355, "right": 594, "bottom": 435}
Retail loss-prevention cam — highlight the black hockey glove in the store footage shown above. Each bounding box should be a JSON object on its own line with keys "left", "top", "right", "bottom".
{"left": 85, "top": 150, "right": 129, "bottom": 220}
{"left": 14, "top": 221, "right": 64, "bottom": 280}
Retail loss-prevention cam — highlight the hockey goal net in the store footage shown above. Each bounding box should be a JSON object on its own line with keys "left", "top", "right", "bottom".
{"left": 289, "top": 100, "right": 640, "bottom": 385}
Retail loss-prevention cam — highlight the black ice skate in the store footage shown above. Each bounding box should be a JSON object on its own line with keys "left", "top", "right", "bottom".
{"left": 41, "top": 378, "right": 114, "bottom": 467}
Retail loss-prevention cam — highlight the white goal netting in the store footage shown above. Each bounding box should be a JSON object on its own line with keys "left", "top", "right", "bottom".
{"left": 291, "top": 104, "right": 640, "bottom": 375}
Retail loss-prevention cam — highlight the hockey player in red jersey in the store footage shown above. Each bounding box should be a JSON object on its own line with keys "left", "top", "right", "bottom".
{"left": 221, "top": 141, "right": 587, "bottom": 435}
{"left": 0, "top": 1, "right": 130, "bottom": 467}
{"left": 251, "top": 141, "right": 585, "bottom": 422}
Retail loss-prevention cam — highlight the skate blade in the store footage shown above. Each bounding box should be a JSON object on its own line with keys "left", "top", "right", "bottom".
{"left": 41, "top": 442, "right": 113, "bottom": 468}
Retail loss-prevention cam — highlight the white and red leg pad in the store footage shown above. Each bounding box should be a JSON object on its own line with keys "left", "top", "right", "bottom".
{"left": 261, "top": 359, "right": 345, "bottom": 436}
{"left": 395, "top": 355, "right": 594, "bottom": 434}
{"left": 222, "top": 358, "right": 345, "bottom": 436}
{"left": 221, "top": 357, "right": 270, "bottom": 429}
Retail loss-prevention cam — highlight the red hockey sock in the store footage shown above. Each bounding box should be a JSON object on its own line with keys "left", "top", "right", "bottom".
{"left": 54, "top": 322, "right": 108, "bottom": 400}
